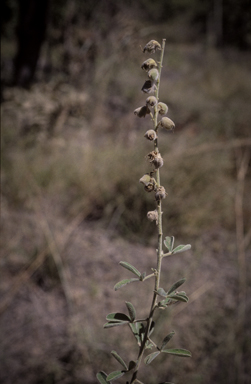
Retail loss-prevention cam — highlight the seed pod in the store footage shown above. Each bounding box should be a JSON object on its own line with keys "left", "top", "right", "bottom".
{"left": 139, "top": 174, "right": 151, "bottom": 186}
{"left": 141, "top": 80, "right": 157, "bottom": 94}
{"left": 134, "top": 105, "right": 150, "bottom": 118}
{"left": 139, "top": 174, "right": 156, "bottom": 193}
{"left": 155, "top": 186, "right": 167, "bottom": 201}
{"left": 144, "top": 183, "right": 155, "bottom": 193}
{"left": 147, "top": 210, "right": 158, "bottom": 224}
{"left": 141, "top": 58, "right": 158, "bottom": 71}
{"left": 147, "top": 151, "right": 164, "bottom": 169}
{"left": 148, "top": 68, "right": 159, "bottom": 82}
{"left": 157, "top": 117, "right": 175, "bottom": 131}
{"left": 157, "top": 102, "right": 168, "bottom": 115}
{"left": 146, "top": 96, "right": 158, "bottom": 107}
{"left": 143, "top": 40, "right": 161, "bottom": 53}
{"left": 144, "top": 129, "right": 157, "bottom": 141}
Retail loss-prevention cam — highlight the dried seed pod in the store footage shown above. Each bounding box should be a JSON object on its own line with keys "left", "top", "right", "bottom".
{"left": 155, "top": 186, "right": 167, "bottom": 201}
{"left": 143, "top": 40, "right": 161, "bottom": 53}
{"left": 157, "top": 102, "right": 168, "bottom": 115}
{"left": 141, "top": 80, "right": 157, "bottom": 94}
{"left": 147, "top": 209, "right": 158, "bottom": 224}
{"left": 141, "top": 58, "right": 158, "bottom": 71}
{"left": 146, "top": 96, "right": 158, "bottom": 107}
{"left": 157, "top": 117, "right": 175, "bottom": 131}
{"left": 144, "top": 129, "right": 157, "bottom": 141}
{"left": 134, "top": 105, "right": 150, "bottom": 118}
{"left": 147, "top": 151, "right": 164, "bottom": 169}
{"left": 148, "top": 68, "right": 159, "bottom": 82}
{"left": 139, "top": 174, "right": 156, "bottom": 193}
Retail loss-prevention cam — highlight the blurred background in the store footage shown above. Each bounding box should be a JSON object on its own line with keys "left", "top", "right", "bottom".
{"left": 1, "top": 1, "right": 251, "bottom": 383}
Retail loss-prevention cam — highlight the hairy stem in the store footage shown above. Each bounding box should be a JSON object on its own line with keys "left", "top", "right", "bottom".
{"left": 130, "top": 39, "right": 166, "bottom": 384}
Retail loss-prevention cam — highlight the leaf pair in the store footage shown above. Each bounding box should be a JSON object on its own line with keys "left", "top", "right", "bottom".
{"left": 114, "top": 261, "right": 146, "bottom": 291}
{"left": 97, "top": 353, "right": 136, "bottom": 383}
{"left": 104, "top": 302, "right": 136, "bottom": 328}
{"left": 164, "top": 236, "right": 191, "bottom": 255}
{"left": 157, "top": 278, "right": 189, "bottom": 308}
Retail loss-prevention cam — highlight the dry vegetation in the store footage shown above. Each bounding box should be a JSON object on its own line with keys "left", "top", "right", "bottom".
{"left": 1, "top": 14, "right": 251, "bottom": 384}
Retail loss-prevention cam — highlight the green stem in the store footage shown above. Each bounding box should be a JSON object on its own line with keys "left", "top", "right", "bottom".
{"left": 130, "top": 39, "right": 166, "bottom": 384}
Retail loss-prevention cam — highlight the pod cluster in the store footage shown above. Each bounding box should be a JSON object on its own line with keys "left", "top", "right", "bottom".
{"left": 134, "top": 40, "right": 175, "bottom": 225}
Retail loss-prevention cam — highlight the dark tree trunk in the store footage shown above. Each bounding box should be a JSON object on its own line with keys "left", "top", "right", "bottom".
{"left": 13, "top": 0, "right": 49, "bottom": 87}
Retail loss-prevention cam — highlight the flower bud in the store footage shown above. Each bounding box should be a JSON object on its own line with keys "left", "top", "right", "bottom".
{"left": 157, "top": 102, "right": 168, "bottom": 115}
{"left": 146, "top": 96, "right": 158, "bottom": 107}
{"left": 147, "top": 209, "right": 158, "bottom": 224}
{"left": 155, "top": 186, "right": 167, "bottom": 201}
{"left": 134, "top": 105, "right": 150, "bottom": 118}
{"left": 147, "top": 151, "right": 164, "bottom": 169}
{"left": 141, "top": 80, "right": 157, "bottom": 94}
{"left": 144, "top": 129, "right": 157, "bottom": 141}
{"left": 157, "top": 117, "right": 175, "bottom": 131}
{"left": 143, "top": 40, "right": 161, "bottom": 53}
{"left": 141, "top": 58, "right": 158, "bottom": 71}
{"left": 148, "top": 68, "right": 159, "bottom": 82}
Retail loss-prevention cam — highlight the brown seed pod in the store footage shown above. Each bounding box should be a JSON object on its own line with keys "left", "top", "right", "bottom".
{"left": 141, "top": 80, "right": 157, "bottom": 94}
{"left": 148, "top": 68, "right": 159, "bottom": 82}
{"left": 157, "top": 117, "right": 175, "bottom": 131}
{"left": 147, "top": 151, "right": 164, "bottom": 169}
{"left": 147, "top": 209, "right": 158, "bottom": 224}
{"left": 134, "top": 105, "right": 150, "bottom": 118}
{"left": 143, "top": 40, "right": 161, "bottom": 53}
{"left": 155, "top": 186, "right": 167, "bottom": 201}
{"left": 157, "top": 102, "right": 168, "bottom": 115}
{"left": 146, "top": 96, "right": 158, "bottom": 107}
{"left": 144, "top": 183, "right": 155, "bottom": 193}
{"left": 141, "top": 58, "right": 158, "bottom": 71}
{"left": 144, "top": 129, "right": 157, "bottom": 141}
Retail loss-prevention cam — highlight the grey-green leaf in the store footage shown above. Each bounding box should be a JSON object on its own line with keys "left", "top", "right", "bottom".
{"left": 114, "top": 278, "right": 139, "bottom": 291}
{"left": 96, "top": 371, "right": 110, "bottom": 384}
{"left": 172, "top": 244, "right": 191, "bottom": 254}
{"left": 106, "top": 313, "right": 131, "bottom": 322}
{"left": 157, "top": 288, "right": 167, "bottom": 297}
{"left": 111, "top": 350, "right": 128, "bottom": 370}
{"left": 125, "top": 302, "right": 136, "bottom": 322}
{"left": 164, "top": 236, "right": 175, "bottom": 251}
{"left": 167, "top": 278, "right": 186, "bottom": 295}
{"left": 104, "top": 321, "right": 129, "bottom": 328}
{"left": 144, "top": 351, "right": 160, "bottom": 365}
{"left": 162, "top": 348, "right": 192, "bottom": 357}
{"left": 107, "top": 371, "right": 125, "bottom": 381}
{"left": 119, "top": 261, "right": 141, "bottom": 277}
{"left": 167, "top": 294, "right": 188, "bottom": 302}
{"left": 160, "top": 331, "right": 175, "bottom": 350}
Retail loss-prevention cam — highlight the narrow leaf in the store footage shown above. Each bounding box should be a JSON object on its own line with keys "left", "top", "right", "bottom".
{"left": 111, "top": 351, "right": 128, "bottom": 371}
{"left": 96, "top": 372, "right": 110, "bottom": 384}
{"left": 160, "top": 331, "right": 175, "bottom": 350}
{"left": 172, "top": 244, "right": 191, "bottom": 254}
{"left": 106, "top": 313, "right": 131, "bottom": 322}
{"left": 114, "top": 278, "right": 139, "bottom": 291}
{"left": 167, "top": 278, "right": 186, "bottom": 295}
{"left": 104, "top": 321, "right": 128, "bottom": 328}
{"left": 144, "top": 351, "right": 160, "bottom": 365}
{"left": 125, "top": 302, "right": 136, "bottom": 322}
{"left": 162, "top": 348, "right": 192, "bottom": 357}
{"left": 157, "top": 288, "right": 167, "bottom": 297}
{"left": 107, "top": 371, "right": 125, "bottom": 381}
{"left": 119, "top": 261, "right": 141, "bottom": 277}
{"left": 164, "top": 236, "right": 174, "bottom": 251}
{"left": 167, "top": 294, "right": 188, "bottom": 303}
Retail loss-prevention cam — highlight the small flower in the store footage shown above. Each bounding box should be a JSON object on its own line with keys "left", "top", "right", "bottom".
{"left": 134, "top": 105, "right": 150, "bottom": 118}
{"left": 147, "top": 151, "right": 164, "bottom": 169}
{"left": 139, "top": 173, "right": 156, "bottom": 193}
{"left": 157, "top": 102, "right": 168, "bottom": 115}
{"left": 148, "top": 68, "right": 159, "bottom": 82}
{"left": 147, "top": 209, "right": 158, "bottom": 224}
{"left": 157, "top": 117, "right": 175, "bottom": 131}
{"left": 141, "top": 80, "right": 157, "bottom": 94}
{"left": 141, "top": 58, "right": 158, "bottom": 71}
{"left": 146, "top": 96, "right": 158, "bottom": 107}
{"left": 144, "top": 129, "right": 157, "bottom": 141}
{"left": 143, "top": 40, "right": 161, "bottom": 53}
{"left": 155, "top": 186, "right": 167, "bottom": 201}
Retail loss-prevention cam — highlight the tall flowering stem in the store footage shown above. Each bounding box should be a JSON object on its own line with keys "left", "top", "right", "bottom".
{"left": 97, "top": 39, "right": 192, "bottom": 384}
